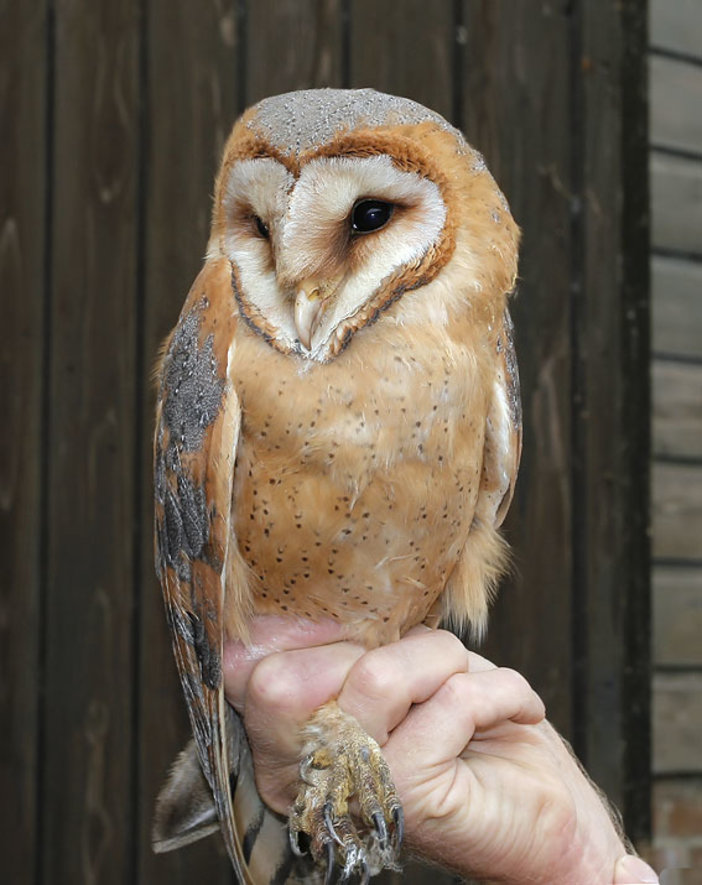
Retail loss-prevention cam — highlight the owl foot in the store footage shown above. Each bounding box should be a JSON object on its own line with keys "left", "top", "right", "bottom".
{"left": 289, "top": 701, "right": 403, "bottom": 882}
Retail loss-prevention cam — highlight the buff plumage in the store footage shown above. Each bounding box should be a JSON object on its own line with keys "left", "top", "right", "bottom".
{"left": 152, "top": 88, "right": 521, "bottom": 884}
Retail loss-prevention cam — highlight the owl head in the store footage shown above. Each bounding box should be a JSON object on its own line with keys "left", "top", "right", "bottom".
{"left": 209, "top": 88, "right": 519, "bottom": 362}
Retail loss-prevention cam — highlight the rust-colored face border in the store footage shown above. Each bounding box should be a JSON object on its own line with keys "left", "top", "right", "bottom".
{"left": 218, "top": 122, "right": 460, "bottom": 361}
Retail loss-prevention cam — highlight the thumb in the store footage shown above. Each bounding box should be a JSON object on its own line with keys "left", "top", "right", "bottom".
{"left": 613, "top": 854, "right": 659, "bottom": 884}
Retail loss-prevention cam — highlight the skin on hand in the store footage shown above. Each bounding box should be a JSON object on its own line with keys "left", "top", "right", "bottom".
{"left": 223, "top": 619, "right": 658, "bottom": 885}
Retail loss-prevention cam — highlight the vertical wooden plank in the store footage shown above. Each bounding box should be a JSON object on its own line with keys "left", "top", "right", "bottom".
{"left": 577, "top": 0, "right": 650, "bottom": 837}
{"left": 246, "top": 0, "right": 344, "bottom": 104}
{"left": 139, "top": 2, "right": 243, "bottom": 881}
{"left": 0, "top": 0, "right": 47, "bottom": 879}
{"left": 349, "top": 0, "right": 454, "bottom": 120}
{"left": 42, "top": 1, "right": 140, "bottom": 882}
{"left": 461, "top": 0, "right": 575, "bottom": 738}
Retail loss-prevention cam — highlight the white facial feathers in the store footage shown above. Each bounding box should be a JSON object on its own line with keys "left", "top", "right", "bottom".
{"left": 220, "top": 154, "right": 447, "bottom": 361}
{"left": 279, "top": 155, "right": 446, "bottom": 278}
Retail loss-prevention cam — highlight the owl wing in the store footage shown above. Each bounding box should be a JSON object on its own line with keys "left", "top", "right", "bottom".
{"left": 152, "top": 257, "right": 297, "bottom": 884}
{"left": 482, "top": 305, "right": 522, "bottom": 528}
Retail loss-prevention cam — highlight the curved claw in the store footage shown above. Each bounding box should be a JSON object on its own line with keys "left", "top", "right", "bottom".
{"left": 288, "top": 827, "right": 307, "bottom": 858}
{"left": 392, "top": 805, "right": 404, "bottom": 849}
{"left": 323, "top": 801, "right": 344, "bottom": 847}
{"left": 371, "top": 811, "right": 388, "bottom": 851}
{"left": 324, "top": 839, "right": 336, "bottom": 885}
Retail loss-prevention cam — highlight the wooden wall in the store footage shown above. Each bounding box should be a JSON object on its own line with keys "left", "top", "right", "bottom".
{"left": 649, "top": 0, "right": 702, "bottom": 874}
{"left": 0, "top": 2, "right": 649, "bottom": 883}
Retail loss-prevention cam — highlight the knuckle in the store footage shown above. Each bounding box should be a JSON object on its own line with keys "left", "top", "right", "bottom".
{"left": 349, "top": 649, "right": 400, "bottom": 702}
{"left": 247, "top": 653, "right": 301, "bottom": 712}
{"left": 442, "top": 671, "right": 470, "bottom": 705}
{"left": 497, "top": 666, "right": 532, "bottom": 696}
{"left": 435, "top": 628, "right": 468, "bottom": 657}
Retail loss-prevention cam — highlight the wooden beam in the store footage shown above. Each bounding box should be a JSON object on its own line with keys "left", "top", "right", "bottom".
{"left": 247, "top": 0, "right": 345, "bottom": 104}
{"left": 350, "top": 0, "right": 454, "bottom": 121}
{"left": 41, "top": 1, "right": 140, "bottom": 881}
{"left": 0, "top": 0, "right": 48, "bottom": 879}
{"left": 461, "top": 0, "right": 575, "bottom": 739}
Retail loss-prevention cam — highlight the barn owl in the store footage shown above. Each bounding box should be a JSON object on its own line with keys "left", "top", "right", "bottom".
{"left": 152, "top": 88, "right": 521, "bottom": 883}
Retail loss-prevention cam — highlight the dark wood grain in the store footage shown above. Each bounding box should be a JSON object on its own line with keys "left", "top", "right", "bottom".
{"left": 247, "top": 0, "right": 344, "bottom": 104}
{"left": 41, "top": 1, "right": 140, "bottom": 882}
{"left": 460, "top": 0, "right": 575, "bottom": 740}
{"left": 575, "top": 0, "right": 650, "bottom": 829}
{"left": 0, "top": 0, "right": 47, "bottom": 880}
{"left": 138, "top": 1, "right": 244, "bottom": 882}
{"left": 349, "top": 0, "right": 454, "bottom": 121}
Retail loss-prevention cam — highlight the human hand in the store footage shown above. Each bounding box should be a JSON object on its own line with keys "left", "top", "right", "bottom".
{"left": 223, "top": 620, "right": 658, "bottom": 884}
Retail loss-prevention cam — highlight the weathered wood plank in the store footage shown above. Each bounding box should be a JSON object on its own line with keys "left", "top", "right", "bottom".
{"left": 652, "top": 463, "right": 702, "bottom": 562}
{"left": 139, "top": 1, "right": 243, "bottom": 881}
{"left": 651, "top": 153, "right": 702, "bottom": 254}
{"left": 42, "top": 1, "right": 140, "bottom": 882}
{"left": 653, "top": 566, "right": 702, "bottom": 667}
{"left": 653, "top": 360, "right": 702, "bottom": 459}
{"left": 650, "top": 0, "right": 702, "bottom": 61}
{"left": 650, "top": 55, "right": 702, "bottom": 153}
{"left": 576, "top": 0, "right": 651, "bottom": 828}
{"left": 461, "top": 0, "right": 575, "bottom": 740}
{"left": 0, "top": 0, "right": 47, "bottom": 879}
{"left": 247, "top": 0, "right": 344, "bottom": 104}
{"left": 653, "top": 776, "right": 702, "bottom": 838}
{"left": 653, "top": 673, "right": 702, "bottom": 774}
{"left": 350, "top": 0, "right": 454, "bottom": 120}
{"left": 652, "top": 256, "right": 702, "bottom": 358}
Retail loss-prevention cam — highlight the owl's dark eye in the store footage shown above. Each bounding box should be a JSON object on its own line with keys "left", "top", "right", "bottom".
{"left": 254, "top": 215, "right": 269, "bottom": 239}
{"left": 351, "top": 200, "right": 394, "bottom": 234}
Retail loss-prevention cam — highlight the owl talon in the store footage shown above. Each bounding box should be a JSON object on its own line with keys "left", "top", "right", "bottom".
{"left": 324, "top": 801, "right": 343, "bottom": 846}
{"left": 324, "top": 839, "right": 336, "bottom": 885}
{"left": 391, "top": 805, "right": 404, "bottom": 850}
{"left": 371, "top": 811, "right": 388, "bottom": 851}
{"left": 289, "top": 825, "right": 307, "bottom": 858}
{"left": 289, "top": 702, "right": 402, "bottom": 881}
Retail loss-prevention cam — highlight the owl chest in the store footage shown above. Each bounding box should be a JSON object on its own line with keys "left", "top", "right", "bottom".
{"left": 230, "top": 329, "right": 487, "bottom": 637}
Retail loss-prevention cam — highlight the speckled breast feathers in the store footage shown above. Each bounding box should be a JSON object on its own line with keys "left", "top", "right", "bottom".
{"left": 153, "top": 88, "right": 522, "bottom": 882}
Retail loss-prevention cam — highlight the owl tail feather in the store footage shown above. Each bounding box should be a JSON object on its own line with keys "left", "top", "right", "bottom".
{"left": 153, "top": 707, "right": 319, "bottom": 885}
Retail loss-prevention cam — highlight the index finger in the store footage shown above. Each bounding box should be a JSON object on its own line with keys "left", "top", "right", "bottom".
{"left": 223, "top": 616, "right": 343, "bottom": 710}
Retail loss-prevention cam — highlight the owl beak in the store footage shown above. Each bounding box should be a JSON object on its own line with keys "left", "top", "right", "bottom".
{"left": 294, "top": 281, "right": 326, "bottom": 350}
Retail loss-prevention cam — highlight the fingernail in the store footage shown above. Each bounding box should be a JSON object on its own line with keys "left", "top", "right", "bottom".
{"left": 614, "top": 854, "right": 659, "bottom": 884}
